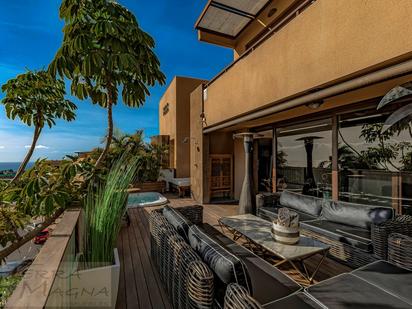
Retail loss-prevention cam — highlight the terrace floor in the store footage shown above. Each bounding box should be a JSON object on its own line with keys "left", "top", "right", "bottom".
{"left": 116, "top": 194, "right": 351, "bottom": 309}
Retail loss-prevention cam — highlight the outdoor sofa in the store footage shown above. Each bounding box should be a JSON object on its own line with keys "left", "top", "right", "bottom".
{"left": 256, "top": 190, "right": 412, "bottom": 268}
{"left": 224, "top": 260, "right": 412, "bottom": 308}
{"left": 149, "top": 205, "right": 302, "bottom": 308}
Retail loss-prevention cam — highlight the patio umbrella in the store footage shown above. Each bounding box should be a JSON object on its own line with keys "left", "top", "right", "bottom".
{"left": 296, "top": 136, "right": 323, "bottom": 192}
{"left": 234, "top": 132, "right": 262, "bottom": 215}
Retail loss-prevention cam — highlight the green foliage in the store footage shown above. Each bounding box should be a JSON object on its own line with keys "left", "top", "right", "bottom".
{"left": 2, "top": 159, "right": 96, "bottom": 218}
{"left": 50, "top": 0, "right": 165, "bottom": 106}
{"left": 1, "top": 70, "right": 76, "bottom": 129}
{"left": 0, "top": 207, "right": 29, "bottom": 247}
{"left": 136, "top": 143, "right": 168, "bottom": 183}
{"left": 49, "top": 0, "right": 165, "bottom": 165}
{"left": 0, "top": 275, "right": 22, "bottom": 308}
{"left": 83, "top": 154, "right": 140, "bottom": 267}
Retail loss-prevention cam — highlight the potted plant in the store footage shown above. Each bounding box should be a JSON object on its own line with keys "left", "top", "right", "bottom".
{"left": 48, "top": 155, "right": 139, "bottom": 308}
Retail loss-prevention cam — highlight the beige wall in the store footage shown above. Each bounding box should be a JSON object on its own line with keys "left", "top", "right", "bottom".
{"left": 159, "top": 76, "right": 206, "bottom": 178}
{"left": 203, "top": 0, "right": 412, "bottom": 127}
{"left": 190, "top": 84, "right": 207, "bottom": 203}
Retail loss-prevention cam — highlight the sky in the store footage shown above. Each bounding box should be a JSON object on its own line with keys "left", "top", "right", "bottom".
{"left": 0, "top": 0, "right": 232, "bottom": 162}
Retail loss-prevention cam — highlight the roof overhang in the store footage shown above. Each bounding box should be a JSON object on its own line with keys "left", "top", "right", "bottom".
{"left": 195, "top": 0, "right": 272, "bottom": 39}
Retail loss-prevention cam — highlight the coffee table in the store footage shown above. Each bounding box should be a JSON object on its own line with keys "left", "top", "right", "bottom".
{"left": 218, "top": 214, "right": 330, "bottom": 284}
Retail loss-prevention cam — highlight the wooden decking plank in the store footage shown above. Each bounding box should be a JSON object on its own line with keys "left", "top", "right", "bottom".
{"left": 127, "top": 210, "right": 152, "bottom": 309}
{"left": 129, "top": 209, "right": 166, "bottom": 309}
{"left": 115, "top": 230, "right": 126, "bottom": 309}
{"left": 137, "top": 208, "right": 172, "bottom": 309}
{"left": 121, "top": 224, "right": 140, "bottom": 309}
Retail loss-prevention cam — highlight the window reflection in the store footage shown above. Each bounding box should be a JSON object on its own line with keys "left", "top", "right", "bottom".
{"left": 277, "top": 120, "right": 332, "bottom": 198}
{"left": 339, "top": 106, "right": 412, "bottom": 214}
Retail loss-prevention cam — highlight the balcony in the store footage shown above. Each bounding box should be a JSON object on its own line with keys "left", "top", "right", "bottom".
{"left": 200, "top": 0, "right": 412, "bottom": 129}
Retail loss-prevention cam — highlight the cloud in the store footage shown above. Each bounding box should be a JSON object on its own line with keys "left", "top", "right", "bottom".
{"left": 0, "top": 146, "right": 5, "bottom": 149}
{"left": 25, "top": 145, "right": 49, "bottom": 149}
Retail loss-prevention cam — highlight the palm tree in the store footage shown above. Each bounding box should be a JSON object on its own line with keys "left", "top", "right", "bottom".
{"left": 1, "top": 70, "right": 77, "bottom": 183}
{"left": 49, "top": 0, "right": 165, "bottom": 168}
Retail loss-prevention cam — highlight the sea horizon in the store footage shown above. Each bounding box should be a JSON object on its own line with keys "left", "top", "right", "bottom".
{"left": 0, "top": 162, "right": 35, "bottom": 172}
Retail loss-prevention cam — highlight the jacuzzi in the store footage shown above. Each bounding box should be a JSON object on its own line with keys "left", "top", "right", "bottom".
{"left": 127, "top": 192, "right": 168, "bottom": 208}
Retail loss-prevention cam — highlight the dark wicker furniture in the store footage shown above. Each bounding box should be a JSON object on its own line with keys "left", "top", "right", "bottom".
{"left": 256, "top": 191, "right": 396, "bottom": 268}
{"left": 388, "top": 233, "right": 412, "bottom": 270}
{"left": 371, "top": 214, "right": 412, "bottom": 259}
{"left": 149, "top": 204, "right": 303, "bottom": 308}
{"left": 223, "top": 284, "right": 263, "bottom": 309}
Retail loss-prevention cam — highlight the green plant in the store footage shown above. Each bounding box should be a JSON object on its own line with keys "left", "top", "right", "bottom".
{"left": 0, "top": 275, "right": 22, "bottom": 308}
{"left": 1, "top": 70, "right": 76, "bottom": 183}
{"left": 49, "top": 0, "right": 165, "bottom": 168}
{"left": 136, "top": 143, "right": 168, "bottom": 183}
{"left": 83, "top": 154, "right": 140, "bottom": 267}
{"left": 0, "top": 158, "right": 96, "bottom": 260}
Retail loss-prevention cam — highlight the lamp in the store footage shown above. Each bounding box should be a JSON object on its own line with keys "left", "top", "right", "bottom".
{"left": 305, "top": 100, "right": 324, "bottom": 109}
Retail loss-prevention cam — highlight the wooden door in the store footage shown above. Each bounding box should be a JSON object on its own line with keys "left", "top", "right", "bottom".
{"left": 209, "top": 155, "right": 233, "bottom": 200}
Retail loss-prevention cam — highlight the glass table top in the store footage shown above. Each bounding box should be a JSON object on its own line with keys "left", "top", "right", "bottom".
{"left": 219, "top": 214, "right": 330, "bottom": 260}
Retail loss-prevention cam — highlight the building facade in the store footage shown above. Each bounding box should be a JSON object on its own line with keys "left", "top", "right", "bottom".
{"left": 186, "top": 0, "right": 412, "bottom": 215}
{"left": 158, "top": 76, "right": 206, "bottom": 178}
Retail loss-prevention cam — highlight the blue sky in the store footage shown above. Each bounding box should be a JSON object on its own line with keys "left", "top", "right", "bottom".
{"left": 0, "top": 0, "right": 232, "bottom": 162}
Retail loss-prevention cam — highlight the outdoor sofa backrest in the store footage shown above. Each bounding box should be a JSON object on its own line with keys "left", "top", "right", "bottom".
{"left": 279, "top": 191, "right": 324, "bottom": 217}
{"left": 322, "top": 200, "right": 394, "bottom": 230}
{"left": 276, "top": 191, "right": 394, "bottom": 229}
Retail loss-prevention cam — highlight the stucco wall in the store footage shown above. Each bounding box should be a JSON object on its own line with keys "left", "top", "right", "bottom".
{"left": 190, "top": 85, "right": 205, "bottom": 203}
{"left": 204, "top": 0, "right": 412, "bottom": 127}
{"left": 159, "top": 77, "right": 205, "bottom": 178}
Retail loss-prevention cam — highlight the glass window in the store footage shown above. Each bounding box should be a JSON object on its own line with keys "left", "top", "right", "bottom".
{"left": 338, "top": 103, "right": 412, "bottom": 214}
{"left": 277, "top": 120, "right": 332, "bottom": 198}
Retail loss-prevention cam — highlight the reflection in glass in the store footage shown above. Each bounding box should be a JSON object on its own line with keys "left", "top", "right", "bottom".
{"left": 339, "top": 105, "right": 412, "bottom": 214}
{"left": 277, "top": 120, "right": 332, "bottom": 198}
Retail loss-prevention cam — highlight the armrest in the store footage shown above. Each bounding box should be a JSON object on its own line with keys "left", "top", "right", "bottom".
{"left": 176, "top": 205, "right": 203, "bottom": 225}
{"left": 371, "top": 215, "right": 412, "bottom": 259}
{"left": 224, "top": 283, "right": 263, "bottom": 309}
{"left": 256, "top": 192, "right": 281, "bottom": 209}
{"left": 388, "top": 233, "right": 412, "bottom": 270}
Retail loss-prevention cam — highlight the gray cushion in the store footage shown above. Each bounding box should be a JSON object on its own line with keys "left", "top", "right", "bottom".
{"left": 307, "top": 273, "right": 412, "bottom": 308}
{"left": 259, "top": 207, "right": 317, "bottom": 223}
{"left": 279, "top": 191, "right": 323, "bottom": 217}
{"left": 352, "top": 261, "right": 412, "bottom": 305}
{"left": 322, "top": 200, "right": 394, "bottom": 229}
{"left": 162, "top": 206, "right": 192, "bottom": 240}
{"left": 301, "top": 220, "right": 372, "bottom": 252}
{"left": 188, "top": 225, "right": 251, "bottom": 292}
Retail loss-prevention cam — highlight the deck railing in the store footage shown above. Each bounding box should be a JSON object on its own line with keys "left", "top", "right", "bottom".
{"left": 6, "top": 209, "right": 82, "bottom": 309}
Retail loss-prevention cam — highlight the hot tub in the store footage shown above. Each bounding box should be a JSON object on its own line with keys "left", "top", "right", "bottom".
{"left": 127, "top": 192, "right": 168, "bottom": 208}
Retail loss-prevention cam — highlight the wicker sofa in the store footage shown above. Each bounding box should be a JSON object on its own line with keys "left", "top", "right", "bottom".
{"left": 149, "top": 205, "right": 302, "bottom": 309}
{"left": 224, "top": 260, "right": 412, "bottom": 308}
{"left": 256, "top": 191, "right": 410, "bottom": 268}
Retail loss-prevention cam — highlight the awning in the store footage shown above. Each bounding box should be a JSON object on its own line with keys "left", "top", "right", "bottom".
{"left": 195, "top": 0, "right": 271, "bottom": 38}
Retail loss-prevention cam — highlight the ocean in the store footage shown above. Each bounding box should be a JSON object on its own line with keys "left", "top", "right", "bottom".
{"left": 0, "top": 162, "right": 35, "bottom": 172}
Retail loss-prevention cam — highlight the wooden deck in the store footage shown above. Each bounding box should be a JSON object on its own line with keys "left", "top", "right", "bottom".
{"left": 116, "top": 195, "right": 350, "bottom": 309}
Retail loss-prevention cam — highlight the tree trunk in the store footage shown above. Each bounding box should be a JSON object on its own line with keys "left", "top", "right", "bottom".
{"left": 95, "top": 99, "right": 113, "bottom": 168}
{"left": 11, "top": 125, "right": 42, "bottom": 184}
{"left": 0, "top": 208, "right": 64, "bottom": 262}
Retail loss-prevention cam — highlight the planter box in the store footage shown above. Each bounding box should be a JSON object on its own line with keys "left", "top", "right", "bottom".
{"left": 48, "top": 249, "right": 120, "bottom": 308}
{"left": 134, "top": 181, "right": 166, "bottom": 193}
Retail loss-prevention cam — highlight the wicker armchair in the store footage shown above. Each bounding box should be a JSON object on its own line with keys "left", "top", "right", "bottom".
{"left": 388, "top": 233, "right": 412, "bottom": 271}
{"left": 223, "top": 283, "right": 263, "bottom": 309}
{"left": 371, "top": 215, "right": 412, "bottom": 260}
